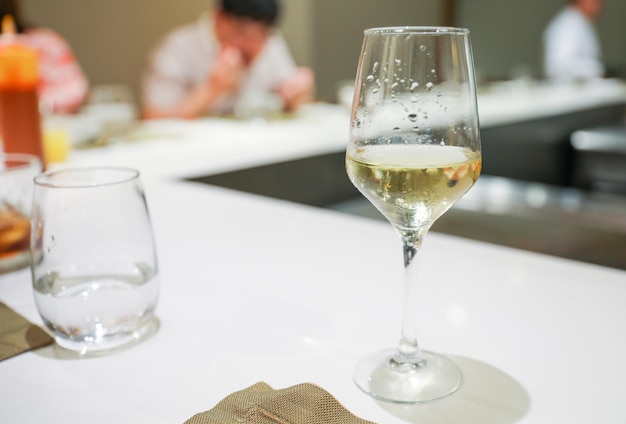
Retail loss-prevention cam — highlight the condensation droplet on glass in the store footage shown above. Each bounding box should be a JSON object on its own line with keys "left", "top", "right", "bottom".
{"left": 366, "top": 75, "right": 374, "bottom": 82}
{"left": 411, "top": 95, "right": 418, "bottom": 103}
{"left": 375, "top": 79, "right": 381, "bottom": 87}
{"left": 408, "top": 113, "right": 418, "bottom": 122}
{"left": 373, "top": 61, "right": 379, "bottom": 73}
{"left": 400, "top": 79, "right": 405, "bottom": 84}
{"left": 51, "top": 235, "right": 55, "bottom": 242}
{"left": 431, "top": 69, "right": 436, "bottom": 74}
{"left": 393, "top": 127, "right": 400, "bottom": 131}
{"left": 425, "top": 82, "right": 433, "bottom": 91}
{"left": 420, "top": 44, "right": 426, "bottom": 51}
{"left": 395, "top": 59, "right": 401, "bottom": 65}
{"left": 410, "top": 82, "right": 419, "bottom": 91}
{"left": 440, "top": 140, "right": 446, "bottom": 146}
{"left": 372, "top": 88, "right": 379, "bottom": 93}
{"left": 391, "top": 82, "right": 399, "bottom": 90}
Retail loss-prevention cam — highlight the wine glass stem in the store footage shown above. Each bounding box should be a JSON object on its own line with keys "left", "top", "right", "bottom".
{"left": 396, "top": 230, "right": 426, "bottom": 364}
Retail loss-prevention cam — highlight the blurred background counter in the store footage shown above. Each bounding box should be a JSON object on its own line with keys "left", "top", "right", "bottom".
{"left": 48, "top": 79, "right": 626, "bottom": 271}
{"left": 57, "top": 79, "right": 626, "bottom": 188}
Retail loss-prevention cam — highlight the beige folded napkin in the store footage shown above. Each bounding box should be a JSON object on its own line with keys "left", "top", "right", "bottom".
{"left": 184, "top": 382, "right": 375, "bottom": 424}
{"left": 0, "top": 302, "right": 53, "bottom": 361}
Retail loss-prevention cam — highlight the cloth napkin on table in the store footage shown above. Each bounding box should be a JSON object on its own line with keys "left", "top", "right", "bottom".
{"left": 184, "top": 382, "right": 375, "bottom": 424}
{"left": 0, "top": 302, "right": 53, "bottom": 361}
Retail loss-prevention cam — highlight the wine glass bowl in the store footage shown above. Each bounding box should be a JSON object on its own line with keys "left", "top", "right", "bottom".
{"left": 346, "top": 27, "right": 481, "bottom": 403}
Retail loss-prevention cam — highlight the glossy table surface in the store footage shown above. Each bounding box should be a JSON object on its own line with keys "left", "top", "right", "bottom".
{"left": 1, "top": 98, "right": 626, "bottom": 423}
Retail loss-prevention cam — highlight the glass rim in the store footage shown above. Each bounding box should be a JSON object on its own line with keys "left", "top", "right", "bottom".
{"left": 0, "top": 153, "right": 41, "bottom": 172}
{"left": 363, "top": 26, "right": 470, "bottom": 36}
{"left": 34, "top": 166, "right": 140, "bottom": 189}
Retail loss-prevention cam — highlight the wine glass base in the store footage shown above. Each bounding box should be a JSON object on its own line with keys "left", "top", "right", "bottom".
{"left": 354, "top": 349, "right": 462, "bottom": 404}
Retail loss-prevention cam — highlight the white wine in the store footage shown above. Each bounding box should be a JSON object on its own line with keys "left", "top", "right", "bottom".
{"left": 346, "top": 144, "right": 481, "bottom": 231}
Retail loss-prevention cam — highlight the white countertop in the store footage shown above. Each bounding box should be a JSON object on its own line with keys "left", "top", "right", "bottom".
{"left": 54, "top": 78, "right": 626, "bottom": 181}
{"left": 476, "top": 78, "right": 626, "bottom": 128}
{"left": 2, "top": 179, "right": 625, "bottom": 423}
{"left": 1, "top": 97, "right": 626, "bottom": 423}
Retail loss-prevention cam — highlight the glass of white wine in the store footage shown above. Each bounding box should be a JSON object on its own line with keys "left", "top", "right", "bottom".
{"left": 346, "top": 27, "right": 481, "bottom": 403}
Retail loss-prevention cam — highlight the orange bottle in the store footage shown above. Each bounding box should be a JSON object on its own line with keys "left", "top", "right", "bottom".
{"left": 0, "top": 15, "right": 44, "bottom": 165}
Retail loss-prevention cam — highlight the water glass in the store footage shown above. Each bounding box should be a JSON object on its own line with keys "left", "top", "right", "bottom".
{"left": 30, "top": 167, "right": 159, "bottom": 354}
{"left": 0, "top": 153, "right": 41, "bottom": 274}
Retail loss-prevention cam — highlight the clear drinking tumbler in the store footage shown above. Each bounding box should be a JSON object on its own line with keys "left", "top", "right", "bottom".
{"left": 30, "top": 167, "right": 159, "bottom": 354}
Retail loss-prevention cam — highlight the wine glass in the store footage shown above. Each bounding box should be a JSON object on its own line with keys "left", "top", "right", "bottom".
{"left": 346, "top": 27, "right": 481, "bottom": 403}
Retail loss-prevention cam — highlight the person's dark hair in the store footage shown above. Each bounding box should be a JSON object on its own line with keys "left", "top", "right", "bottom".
{"left": 219, "top": 0, "right": 280, "bottom": 26}
{"left": 0, "top": 0, "right": 29, "bottom": 33}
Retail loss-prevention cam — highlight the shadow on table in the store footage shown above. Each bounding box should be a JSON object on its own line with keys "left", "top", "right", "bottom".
{"left": 376, "top": 355, "right": 530, "bottom": 424}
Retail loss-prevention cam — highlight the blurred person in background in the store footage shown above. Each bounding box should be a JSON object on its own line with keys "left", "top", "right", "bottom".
{"left": 142, "top": 0, "right": 314, "bottom": 119}
{"left": 543, "top": 0, "right": 605, "bottom": 81}
{"left": 0, "top": 0, "right": 89, "bottom": 113}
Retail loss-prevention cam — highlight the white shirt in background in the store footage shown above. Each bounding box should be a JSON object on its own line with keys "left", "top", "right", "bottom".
{"left": 543, "top": 6, "right": 604, "bottom": 81}
{"left": 142, "top": 13, "right": 297, "bottom": 116}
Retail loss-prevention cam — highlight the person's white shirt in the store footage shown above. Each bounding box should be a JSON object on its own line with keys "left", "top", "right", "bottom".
{"left": 142, "top": 13, "right": 297, "bottom": 116}
{"left": 543, "top": 5, "right": 604, "bottom": 81}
